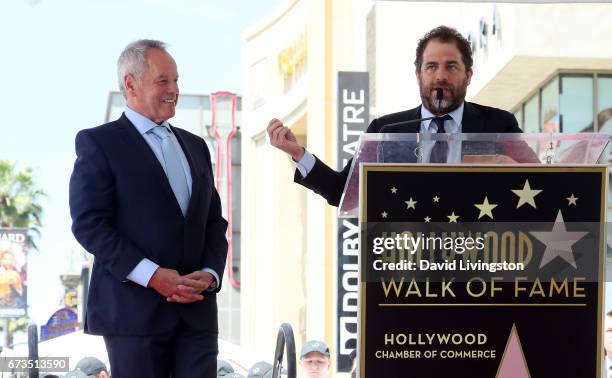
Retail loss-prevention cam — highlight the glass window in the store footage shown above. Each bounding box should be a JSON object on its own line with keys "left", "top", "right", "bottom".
{"left": 560, "top": 75, "right": 593, "bottom": 133}
{"left": 231, "top": 133, "right": 241, "bottom": 164}
{"left": 523, "top": 95, "right": 539, "bottom": 133}
{"left": 540, "top": 77, "right": 560, "bottom": 133}
{"left": 597, "top": 76, "right": 612, "bottom": 132}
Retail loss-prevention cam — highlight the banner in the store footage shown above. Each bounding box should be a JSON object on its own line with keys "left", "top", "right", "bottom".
{"left": 40, "top": 307, "right": 79, "bottom": 341}
{"left": 336, "top": 71, "right": 369, "bottom": 372}
{"left": 0, "top": 229, "right": 28, "bottom": 317}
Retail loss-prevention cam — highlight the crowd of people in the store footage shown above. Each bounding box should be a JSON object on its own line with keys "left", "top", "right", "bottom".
{"left": 36, "top": 338, "right": 347, "bottom": 377}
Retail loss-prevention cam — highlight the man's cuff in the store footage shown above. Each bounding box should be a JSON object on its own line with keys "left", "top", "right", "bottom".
{"left": 126, "top": 258, "right": 160, "bottom": 287}
{"left": 202, "top": 267, "right": 220, "bottom": 291}
{"left": 294, "top": 150, "right": 315, "bottom": 178}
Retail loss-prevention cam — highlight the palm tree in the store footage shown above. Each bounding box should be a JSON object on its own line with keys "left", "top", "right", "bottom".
{"left": 0, "top": 160, "right": 45, "bottom": 250}
{"left": 0, "top": 159, "right": 45, "bottom": 346}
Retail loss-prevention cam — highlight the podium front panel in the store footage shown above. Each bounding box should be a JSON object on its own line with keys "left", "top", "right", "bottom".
{"left": 358, "top": 164, "right": 607, "bottom": 377}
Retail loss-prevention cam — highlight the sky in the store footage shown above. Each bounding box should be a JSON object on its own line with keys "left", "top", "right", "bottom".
{"left": 0, "top": 0, "right": 284, "bottom": 336}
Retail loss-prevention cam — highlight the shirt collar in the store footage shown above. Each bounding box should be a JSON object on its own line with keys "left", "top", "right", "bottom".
{"left": 421, "top": 102, "right": 465, "bottom": 131}
{"left": 124, "top": 107, "right": 170, "bottom": 135}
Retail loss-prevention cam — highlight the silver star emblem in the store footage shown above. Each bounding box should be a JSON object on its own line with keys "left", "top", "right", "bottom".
{"left": 390, "top": 187, "right": 398, "bottom": 194}
{"left": 529, "top": 210, "right": 588, "bottom": 269}
{"left": 381, "top": 211, "right": 388, "bottom": 218}
{"left": 433, "top": 196, "right": 440, "bottom": 203}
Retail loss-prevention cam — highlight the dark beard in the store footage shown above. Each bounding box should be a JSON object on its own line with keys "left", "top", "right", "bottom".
{"left": 420, "top": 82, "right": 467, "bottom": 115}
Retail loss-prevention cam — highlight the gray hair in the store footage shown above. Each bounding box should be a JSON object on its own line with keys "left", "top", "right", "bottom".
{"left": 117, "top": 39, "right": 168, "bottom": 97}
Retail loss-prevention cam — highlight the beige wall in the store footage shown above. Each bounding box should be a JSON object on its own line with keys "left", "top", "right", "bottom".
{"left": 242, "top": 0, "right": 310, "bottom": 357}
{"left": 241, "top": 129, "right": 308, "bottom": 353}
{"left": 242, "top": 0, "right": 363, "bottom": 374}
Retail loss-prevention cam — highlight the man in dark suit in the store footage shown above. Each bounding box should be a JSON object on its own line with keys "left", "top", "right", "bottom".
{"left": 69, "top": 39, "right": 227, "bottom": 377}
{"left": 267, "top": 26, "right": 523, "bottom": 206}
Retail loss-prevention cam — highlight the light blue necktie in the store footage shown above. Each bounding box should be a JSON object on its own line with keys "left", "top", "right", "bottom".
{"left": 149, "top": 125, "right": 190, "bottom": 216}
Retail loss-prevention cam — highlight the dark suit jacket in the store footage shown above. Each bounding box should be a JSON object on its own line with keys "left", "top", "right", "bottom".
{"left": 69, "top": 113, "right": 228, "bottom": 336}
{"left": 295, "top": 102, "right": 522, "bottom": 206}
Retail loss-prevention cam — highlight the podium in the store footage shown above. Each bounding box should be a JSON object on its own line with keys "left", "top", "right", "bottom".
{"left": 339, "top": 133, "right": 610, "bottom": 377}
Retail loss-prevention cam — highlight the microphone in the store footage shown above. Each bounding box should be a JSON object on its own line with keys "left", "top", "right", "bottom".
{"left": 379, "top": 88, "right": 449, "bottom": 132}
{"left": 436, "top": 87, "right": 444, "bottom": 109}
{"left": 379, "top": 115, "right": 438, "bottom": 132}
{"left": 436, "top": 87, "right": 443, "bottom": 101}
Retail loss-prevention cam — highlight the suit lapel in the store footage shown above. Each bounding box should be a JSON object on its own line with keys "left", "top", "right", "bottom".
{"left": 383, "top": 106, "right": 422, "bottom": 133}
{"left": 115, "top": 113, "right": 184, "bottom": 217}
{"left": 405, "top": 106, "right": 422, "bottom": 133}
{"left": 461, "top": 102, "right": 484, "bottom": 133}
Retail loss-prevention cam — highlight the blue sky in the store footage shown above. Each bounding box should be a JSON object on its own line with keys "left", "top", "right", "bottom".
{"left": 0, "top": 0, "right": 283, "bottom": 332}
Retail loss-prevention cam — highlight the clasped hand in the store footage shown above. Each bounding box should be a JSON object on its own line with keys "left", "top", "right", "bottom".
{"left": 148, "top": 268, "right": 214, "bottom": 303}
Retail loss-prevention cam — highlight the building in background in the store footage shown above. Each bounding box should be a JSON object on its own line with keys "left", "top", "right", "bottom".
{"left": 105, "top": 91, "right": 242, "bottom": 344}
{"left": 242, "top": 1, "right": 612, "bottom": 375}
{"left": 241, "top": 0, "right": 368, "bottom": 374}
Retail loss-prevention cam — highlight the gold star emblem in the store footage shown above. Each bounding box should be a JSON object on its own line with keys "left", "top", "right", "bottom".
{"left": 512, "top": 180, "right": 542, "bottom": 209}
{"left": 381, "top": 211, "right": 388, "bottom": 218}
{"left": 474, "top": 196, "right": 498, "bottom": 219}
{"left": 405, "top": 197, "right": 417, "bottom": 210}
{"left": 424, "top": 216, "right": 431, "bottom": 223}
{"left": 566, "top": 194, "right": 578, "bottom": 206}
{"left": 390, "top": 187, "right": 398, "bottom": 194}
{"left": 433, "top": 196, "right": 440, "bottom": 203}
{"left": 447, "top": 212, "right": 459, "bottom": 223}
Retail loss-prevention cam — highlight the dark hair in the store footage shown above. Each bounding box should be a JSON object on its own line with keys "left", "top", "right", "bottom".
{"left": 414, "top": 25, "right": 473, "bottom": 72}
